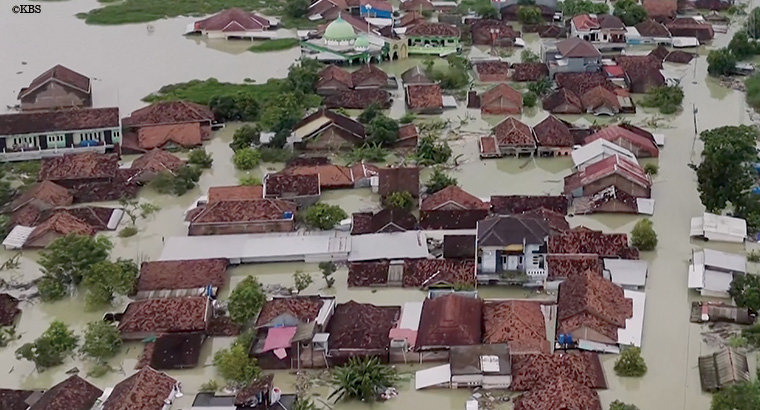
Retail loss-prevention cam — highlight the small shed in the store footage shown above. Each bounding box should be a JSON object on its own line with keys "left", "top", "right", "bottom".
{"left": 690, "top": 213, "right": 747, "bottom": 243}
{"left": 698, "top": 348, "right": 750, "bottom": 392}
{"left": 603, "top": 259, "right": 648, "bottom": 289}
{"left": 449, "top": 344, "right": 511, "bottom": 389}
{"left": 415, "top": 364, "right": 452, "bottom": 389}
{"left": 688, "top": 249, "right": 747, "bottom": 298}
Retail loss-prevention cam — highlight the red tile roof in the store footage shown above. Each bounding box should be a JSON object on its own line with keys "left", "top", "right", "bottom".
{"left": 136, "top": 123, "right": 203, "bottom": 150}
{"left": 194, "top": 8, "right": 271, "bottom": 31}
{"left": 479, "top": 136, "right": 499, "bottom": 156}
{"left": 491, "top": 117, "right": 535, "bottom": 147}
{"left": 235, "top": 374, "right": 274, "bottom": 407}
{"left": 351, "top": 209, "right": 418, "bottom": 234}
{"left": 29, "top": 375, "right": 103, "bottom": 410}
{"left": 137, "top": 259, "right": 229, "bottom": 292}
{"left": 8, "top": 181, "right": 72, "bottom": 212}
{"left": 564, "top": 154, "right": 650, "bottom": 194}
{"left": 542, "top": 88, "right": 583, "bottom": 114}
{"left": 533, "top": 115, "right": 573, "bottom": 147}
{"left": 557, "top": 271, "right": 633, "bottom": 342}
{"left": 131, "top": 149, "right": 184, "bottom": 174}
{"left": 348, "top": 260, "right": 391, "bottom": 286}
{"left": 421, "top": 185, "right": 489, "bottom": 211}
{"left": 406, "top": 84, "right": 443, "bottom": 110}
{"left": 102, "top": 367, "right": 178, "bottom": 410}
{"left": 123, "top": 101, "right": 213, "bottom": 128}
{"left": 256, "top": 296, "right": 326, "bottom": 326}
{"left": 548, "top": 228, "right": 637, "bottom": 259}
{"left": 208, "top": 185, "right": 263, "bottom": 202}
{"left": 480, "top": 83, "right": 522, "bottom": 110}
{"left": 635, "top": 19, "right": 671, "bottom": 37}
{"left": 546, "top": 254, "right": 602, "bottom": 280}
{"left": 19, "top": 65, "right": 90, "bottom": 99}
{"left": 351, "top": 64, "right": 389, "bottom": 87}
{"left": 511, "top": 63, "right": 549, "bottom": 82}
{"left": 317, "top": 65, "right": 353, "bottom": 90}
{"left": 403, "top": 258, "right": 476, "bottom": 287}
{"left": 190, "top": 198, "right": 295, "bottom": 224}
{"left": 378, "top": 167, "right": 420, "bottom": 198}
{"left": 474, "top": 61, "right": 511, "bottom": 76}
{"left": 482, "top": 300, "right": 550, "bottom": 354}
{"left": 470, "top": 20, "right": 521, "bottom": 45}
{"left": 401, "top": 0, "right": 434, "bottom": 11}
{"left": 555, "top": 72, "right": 620, "bottom": 97}
{"left": 264, "top": 173, "right": 321, "bottom": 197}
{"left": 282, "top": 164, "right": 355, "bottom": 188}
{"left": 510, "top": 352, "right": 607, "bottom": 390}
{"left": 580, "top": 86, "right": 620, "bottom": 111}
{"left": 642, "top": 0, "right": 677, "bottom": 18}
{"left": 514, "top": 375, "right": 602, "bottom": 410}
{"left": 417, "top": 294, "right": 482, "bottom": 349}
{"left": 521, "top": 207, "right": 570, "bottom": 232}
{"left": 419, "top": 209, "right": 489, "bottom": 230}
{"left": 323, "top": 89, "right": 391, "bottom": 110}
{"left": 0, "top": 294, "right": 20, "bottom": 327}
{"left": 118, "top": 296, "right": 209, "bottom": 337}
{"left": 406, "top": 22, "right": 460, "bottom": 37}
{"left": 572, "top": 14, "right": 600, "bottom": 31}
{"left": 585, "top": 125, "right": 659, "bottom": 157}
{"left": 26, "top": 212, "right": 96, "bottom": 246}
{"left": 0, "top": 108, "right": 119, "bottom": 136}
{"left": 0, "top": 389, "right": 41, "bottom": 410}
{"left": 556, "top": 37, "right": 601, "bottom": 58}
{"left": 39, "top": 152, "right": 119, "bottom": 182}
{"left": 327, "top": 300, "right": 400, "bottom": 350}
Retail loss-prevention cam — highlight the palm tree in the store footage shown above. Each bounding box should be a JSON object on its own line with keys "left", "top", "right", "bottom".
{"left": 328, "top": 356, "right": 399, "bottom": 403}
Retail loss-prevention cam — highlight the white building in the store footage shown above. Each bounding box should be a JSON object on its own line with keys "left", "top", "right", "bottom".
{"left": 603, "top": 259, "right": 648, "bottom": 290}
{"left": 688, "top": 249, "right": 747, "bottom": 298}
{"left": 571, "top": 139, "right": 637, "bottom": 170}
{"left": 690, "top": 213, "right": 747, "bottom": 243}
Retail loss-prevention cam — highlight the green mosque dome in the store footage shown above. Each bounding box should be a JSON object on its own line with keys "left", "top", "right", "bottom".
{"left": 324, "top": 15, "right": 357, "bottom": 41}
{"left": 354, "top": 34, "right": 370, "bottom": 48}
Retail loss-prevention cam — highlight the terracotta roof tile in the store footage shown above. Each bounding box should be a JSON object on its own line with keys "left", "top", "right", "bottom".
{"left": 635, "top": 20, "right": 671, "bottom": 37}
{"left": 39, "top": 152, "right": 119, "bottom": 182}
{"left": 264, "top": 174, "right": 321, "bottom": 197}
{"left": 399, "top": 11, "right": 426, "bottom": 27}
{"left": 572, "top": 14, "right": 600, "bottom": 31}
{"left": 474, "top": 61, "right": 511, "bottom": 76}
{"left": 417, "top": 294, "right": 482, "bottom": 348}
{"left": 8, "top": 181, "right": 72, "bottom": 212}
{"left": 642, "top": 0, "right": 677, "bottom": 18}
{"left": 664, "top": 50, "right": 695, "bottom": 64}
{"left": 401, "top": 0, "right": 434, "bottom": 11}
{"left": 348, "top": 260, "right": 391, "bottom": 286}
{"left": 136, "top": 123, "right": 203, "bottom": 150}
{"left": 118, "top": 296, "right": 209, "bottom": 338}
{"left": 378, "top": 167, "right": 420, "bottom": 198}
{"left": 149, "top": 332, "right": 205, "bottom": 370}
{"left": 564, "top": 154, "right": 651, "bottom": 195}
{"left": 235, "top": 374, "right": 274, "bottom": 406}
{"left": 137, "top": 259, "right": 229, "bottom": 292}
{"left": 351, "top": 64, "right": 388, "bottom": 87}
{"left": 406, "top": 84, "right": 443, "bottom": 110}
{"left": 190, "top": 198, "right": 296, "bottom": 224}
{"left": 555, "top": 72, "right": 619, "bottom": 97}
{"left": 510, "top": 352, "right": 607, "bottom": 390}
{"left": 533, "top": 115, "right": 574, "bottom": 147}
{"left": 324, "top": 89, "right": 391, "bottom": 109}
{"left": 556, "top": 37, "right": 601, "bottom": 58}
{"left": 208, "top": 185, "right": 263, "bottom": 202}
{"left": 327, "top": 300, "right": 399, "bottom": 350}
{"left": 542, "top": 88, "right": 583, "bottom": 114}
{"left": 256, "top": 296, "right": 326, "bottom": 326}
{"left": 131, "top": 150, "right": 184, "bottom": 174}
{"left": 419, "top": 209, "right": 489, "bottom": 230}
{"left": 317, "top": 65, "right": 353, "bottom": 90}
{"left": 406, "top": 22, "right": 459, "bottom": 36}
{"left": 511, "top": 63, "right": 549, "bottom": 82}
{"left": 480, "top": 83, "right": 523, "bottom": 109}
{"left": 282, "top": 164, "right": 354, "bottom": 188}
{"left": 19, "top": 65, "right": 90, "bottom": 99}
{"left": 491, "top": 117, "right": 535, "bottom": 147}
{"left": 584, "top": 125, "right": 659, "bottom": 157}
{"left": 351, "top": 209, "right": 418, "bottom": 234}
{"left": 482, "top": 300, "right": 550, "bottom": 354}
{"left": 580, "top": 86, "right": 620, "bottom": 111}
{"left": 123, "top": 101, "right": 213, "bottom": 128}
{"left": 421, "top": 185, "right": 488, "bottom": 211}
{"left": 520, "top": 207, "right": 570, "bottom": 232}
{"left": 548, "top": 228, "right": 637, "bottom": 259}
{"left": 26, "top": 212, "right": 96, "bottom": 246}
{"left": 0, "top": 108, "right": 118, "bottom": 136}
{"left": 0, "top": 389, "right": 41, "bottom": 410}
{"left": 514, "top": 375, "right": 602, "bottom": 410}
{"left": 403, "top": 258, "right": 476, "bottom": 287}
{"left": 471, "top": 20, "right": 521, "bottom": 45}
{"left": 102, "top": 367, "right": 178, "bottom": 410}
{"left": 29, "top": 375, "right": 103, "bottom": 410}
{"left": 195, "top": 8, "right": 270, "bottom": 31}
{"left": 546, "top": 254, "right": 602, "bottom": 280}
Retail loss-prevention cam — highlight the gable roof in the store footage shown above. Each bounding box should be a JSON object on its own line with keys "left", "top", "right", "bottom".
{"left": 597, "top": 14, "right": 624, "bottom": 29}
{"left": 195, "top": 8, "right": 271, "bottom": 31}
{"left": 564, "top": 154, "right": 650, "bottom": 193}
{"left": 417, "top": 293, "right": 482, "bottom": 348}
{"left": 642, "top": 0, "right": 677, "bottom": 17}
{"left": 316, "top": 65, "right": 353, "bottom": 89}
{"left": 118, "top": 296, "right": 209, "bottom": 336}
{"left": 542, "top": 88, "right": 583, "bottom": 113}
{"left": 136, "top": 123, "right": 203, "bottom": 150}
{"left": 406, "top": 84, "right": 443, "bottom": 110}
{"left": 401, "top": 66, "right": 432, "bottom": 84}
{"left": 480, "top": 83, "right": 522, "bottom": 107}
{"left": 102, "top": 367, "right": 177, "bottom": 410}
{"left": 580, "top": 86, "right": 620, "bottom": 111}
{"left": 546, "top": 254, "right": 602, "bottom": 280}
{"left": 549, "top": 226, "right": 638, "bottom": 258}
{"left": 492, "top": 117, "right": 535, "bottom": 147}
{"left": 137, "top": 259, "right": 229, "bottom": 292}
{"left": 8, "top": 181, "right": 72, "bottom": 212}
{"left": 351, "top": 64, "right": 388, "bottom": 86}
{"left": 327, "top": 300, "right": 400, "bottom": 350}
{"left": 421, "top": 186, "right": 489, "bottom": 211}
{"left": 557, "top": 271, "right": 633, "bottom": 341}
{"left": 512, "top": 63, "right": 549, "bottom": 82}
{"left": 264, "top": 174, "right": 321, "bottom": 197}
{"left": 514, "top": 375, "right": 602, "bottom": 410}
{"left": 19, "top": 65, "right": 90, "bottom": 99}
{"left": 483, "top": 300, "right": 550, "bottom": 354}
{"left": 39, "top": 152, "right": 119, "bottom": 181}
{"left": 282, "top": 164, "right": 358, "bottom": 188}
{"left": 123, "top": 101, "right": 213, "bottom": 128}
{"left": 556, "top": 37, "right": 601, "bottom": 58}
{"left": 0, "top": 389, "right": 42, "bottom": 410}
{"left": 510, "top": 352, "right": 607, "bottom": 390}
{"left": 636, "top": 19, "right": 671, "bottom": 37}
{"left": 533, "top": 115, "right": 574, "bottom": 147}
{"left": 521, "top": 207, "right": 570, "bottom": 232}
{"left": 378, "top": 167, "right": 420, "bottom": 197}
{"left": 293, "top": 108, "right": 366, "bottom": 141}
{"left": 555, "top": 72, "right": 619, "bottom": 97}
{"left": 406, "top": 22, "right": 460, "bottom": 37}
{"left": 477, "top": 214, "right": 551, "bottom": 247}
{"left": 0, "top": 108, "right": 119, "bottom": 136}
{"left": 324, "top": 89, "right": 391, "bottom": 110}
{"left": 584, "top": 125, "right": 659, "bottom": 157}
{"left": 190, "top": 198, "right": 296, "bottom": 224}
{"left": 474, "top": 61, "right": 511, "bottom": 77}
{"left": 256, "top": 295, "right": 326, "bottom": 327}
{"left": 26, "top": 212, "right": 96, "bottom": 245}
{"left": 403, "top": 258, "right": 477, "bottom": 287}
{"left": 131, "top": 149, "right": 184, "bottom": 174}
{"left": 572, "top": 14, "right": 600, "bottom": 31}
{"left": 208, "top": 185, "right": 263, "bottom": 202}
{"left": 29, "top": 375, "right": 103, "bottom": 410}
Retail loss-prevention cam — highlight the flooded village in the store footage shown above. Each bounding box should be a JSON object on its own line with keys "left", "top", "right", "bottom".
{"left": 1, "top": 0, "right": 760, "bottom": 409}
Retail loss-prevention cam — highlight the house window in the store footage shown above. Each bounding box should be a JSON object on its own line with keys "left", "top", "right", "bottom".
{"left": 112, "top": 129, "right": 121, "bottom": 142}
{"left": 47, "top": 134, "right": 66, "bottom": 148}
{"left": 501, "top": 255, "right": 509, "bottom": 266}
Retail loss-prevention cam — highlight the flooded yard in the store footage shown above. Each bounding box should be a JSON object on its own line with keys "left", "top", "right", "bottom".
{"left": 0, "top": 0, "right": 759, "bottom": 409}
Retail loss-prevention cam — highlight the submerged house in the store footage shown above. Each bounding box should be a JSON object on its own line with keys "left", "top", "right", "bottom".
{"left": 351, "top": 208, "right": 418, "bottom": 234}
{"left": 473, "top": 61, "right": 511, "bottom": 83}
{"left": 584, "top": 125, "right": 659, "bottom": 158}
{"left": 17, "top": 65, "right": 92, "bottom": 112}
{"left": 571, "top": 139, "right": 637, "bottom": 170}
{"left": 326, "top": 300, "right": 400, "bottom": 364}
{"left": 564, "top": 154, "right": 652, "bottom": 199}
{"left": 282, "top": 163, "right": 377, "bottom": 190}
{"left": 533, "top": 115, "right": 574, "bottom": 156}
{"left": 688, "top": 249, "right": 747, "bottom": 298}
{"left": 467, "top": 83, "right": 523, "bottom": 115}
{"left": 482, "top": 300, "right": 552, "bottom": 354}
{"left": 290, "top": 108, "right": 366, "bottom": 150}
{"left": 416, "top": 293, "right": 483, "bottom": 356}
{"left": 476, "top": 214, "right": 552, "bottom": 284}
{"left": 348, "top": 258, "right": 476, "bottom": 288}
{"left": 698, "top": 348, "right": 750, "bottom": 393}
{"left": 121, "top": 100, "right": 215, "bottom": 153}
{"left": 420, "top": 185, "right": 490, "bottom": 230}
{"left": 490, "top": 195, "right": 569, "bottom": 215}
{"left": 511, "top": 63, "right": 550, "bottom": 82}
{"left": 549, "top": 226, "right": 638, "bottom": 259}
{"left": 191, "top": 8, "right": 272, "bottom": 39}
{"left": 37, "top": 152, "right": 139, "bottom": 202}
{"left": 570, "top": 14, "right": 626, "bottom": 46}
{"left": 101, "top": 367, "right": 181, "bottom": 410}
{"left": 187, "top": 199, "right": 297, "bottom": 236}
{"left": 134, "top": 258, "right": 229, "bottom": 299}
{"left": 263, "top": 173, "right": 321, "bottom": 208}
{"left": 130, "top": 149, "right": 185, "bottom": 183}
{"left": 690, "top": 212, "right": 747, "bottom": 243}
{"left": 116, "top": 296, "right": 211, "bottom": 341}
{"left": 377, "top": 166, "right": 420, "bottom": 199}
{"left": 487, "top": 117, "right": 535, "bottom": 157}
{"left": 405, "top": 23, "right": 461, "bottom": 56}
{"left": 26, "top": 375, "right": 103, "bottom": 410}
{"left": 543, "top": 37, "right": 602, "bottom": 78}
{"left": 470, "top": 20, "right": 521, "bottom": 47}
{"left": 406, "top": 84, "right": 444, "bottom": 114}
{"left": 615, "top": 55, "right": 665, "bottom": 93}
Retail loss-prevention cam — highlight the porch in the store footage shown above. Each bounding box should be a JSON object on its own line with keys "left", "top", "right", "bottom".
{"left": 0, "top": 144, "right": 109, "bottom": 162}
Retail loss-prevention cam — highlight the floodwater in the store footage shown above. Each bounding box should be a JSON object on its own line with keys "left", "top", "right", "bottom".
{"left": 0, "top": 0, "right": 758, "bottom": 409}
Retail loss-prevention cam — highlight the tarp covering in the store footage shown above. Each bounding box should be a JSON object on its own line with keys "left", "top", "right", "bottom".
{"left": 263, "top": 326, "right": 297, "bottom": 352}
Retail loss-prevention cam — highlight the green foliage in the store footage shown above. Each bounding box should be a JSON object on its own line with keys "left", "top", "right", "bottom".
{"left": 416, "top": 135, "right": 452, "bottom": 166}
{"left": 231, "top": 125, "right": 261, "bottom": 152}
{"left": 475, "top": 3, "right": 500, "bottom": 19}
{"left": 82, "top": 259, "right": 138, "bottom": 309}
{"left": 741, "top": 323, "right": 760, "bottom": 347}
{"left": 711, "top": 381, "right": 760, "bottom": 410}
{"left": 248, "top": 38, "right": 301, "bottom": 52}
{"left": 0, "top": 326, "right": 20, "bottom": 348}
{"left": 303, "top": 203, "right": 348, "bottom": 230}
{"left": 78, "top": 0, "right": 271, "bottom": 24}
{"left": 152, "top": 165, "right": 203, "bottom": 196}
{"left": 233, "top": 148, "right": 262, "bottom": 170}
{"left": 15, "top": 321, "right": 79, "bottom": 371}
{"left": 283, "top": 58, "right": 323, "bottom": 96}
{"left": 367, "top": 115, "right": 400, "bottom": 147}
{"left": 520, "top": 49, "right": 540, "bottom": 63}
{"left": 210, "top": 91, "right": 261, "bottom": 122}
{"left": 259, "top": 147, "right": 295, "bottom": 163}
{"left": 344, "top": 143, "right": 389, "bottom": 163}
{"left": 329, "top": 356, "right": 399, "bottom": 403}
{"left": 613, "top": 0, "right": 647, "bottom": 26}
{"left": 560, "top": 0, "right": 609, "bottom": 16}
{"left": 748, "top": 250, "right": 760, "bottom": 263}
{"left": 747, "top": 7, "right": 760, "bottom": 39}
{"left": 631, "top": 218, "right": 657, "bottom": 251}
{"left": 746, "top": 74, "right": 760, "bottom": 110}
{"left": 610, "top": 401, "right": 640, "bottom": 410}
{"left": 640, "top": 85, "right": 684, "bottom": 114}
{"left": 319, "top": 261, "right": 337, "bottom": 288}
{"left": 527, "top": 76, "right": 552, "bottom": 96}
{"left": 293, "top": 271, "right": 313, "bottom": 293}
{"left": 729, "top": 274, "right": 760, "bottom": 312}
{"left": 399, "top": 113, "right": 416, "bottom": 124}
{"left": 119, "top": 198, "right": 160, "bottom": 227}
{"left": 728, "top": 32, "right": 760, "bottom": 60}
{"left": 228, "top": 276, "right": 266, "bottom": 325}
{"left": 425, "top": 168, "right": 458, "bottom": 194}
{"left": 81, "top": 321, "right": 122, "bottom": 362}
{"left": 239, "top": 175, "right": 262, "bottom": 186}
{"left": 213, "top": 339, "right": 262, "bottom": 388}
{"left": 643, "top": 163, "right": 659, "bottom": 176}
{"left": 385, "top": 191, "right": 414, "bottom": 210}
{"left": 38, "top": 234, "right": 113, "bottom": 301}
{"left": 358, "top": 102, "right": 382, "bottom": 124}
{"left": 523, "top": 91, "right": 537, "bottom": 107}
{"left": 188, "top": 148, "right": 213, "bottom": 168}
{"left": 144, "top": 78, "right": 278, "bottom": 107}
{"left": 118, "top": 226, "right": 138, "bottom": 238}
{"left": 517, "top": 5, "right": 542, "bottom": 24}
{"left": 294, "top": 397, "right": 319, "bottom": 410}
{"left": 200, "top": 380, "right": 220, "bottom": 392}
{"left": 426, "top": 56, "right": 471, "bottom": 90}
{"left": 707, "top": 48, "right": 737, "bottom": 77}
{"left": 614, "top": 346, "right": 647, "bottom": 377}
{"left": 260, "top": 92, "right": 306, "bottom": 134}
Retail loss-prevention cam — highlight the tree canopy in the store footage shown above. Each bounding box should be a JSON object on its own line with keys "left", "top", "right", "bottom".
{"left": 367, "top": 115, "right": 400, "bottom": 147}
{"left": 707, "top": 48, "right": 737, "bottom": 77}
{"left": 729, "top": 274, "right": 760, "bottom": 312}
{"left": 228, "top": 276, "right": 266, "bottom": 325}
{"left": 81, "top": 321, "right": 122, "bottom": 362}
{"left": 561, "top": 0, "right": 609, "bottom": 17}
{"left": 517, "top": 6, "right": 542, "bottom": 24}
{"left": 82, "top": 259, "right": 138, "bottom": 309}
{"left": 233, "top": 148, "right": 262, "bottom": 170}
{"left": 610, "top": 401, "right": 640, "bottom": 410}
{"left": 425, "top": 168, "right": 458, "bottom": 194}
{"left": 213, "top": 333, "right": 262, "bottom": 388}
{"left": 329, "top": 356, "right": 399, "bottom": 402}
{"left": 358, "top": 102, "right": 382, "bottom": 124}
{"left": 640, "top": 85, "right": 684, "bottom": 114}
{"left": 230, "top": 125, "right": 261, "bottom": 152}
{"left": 416, "top": 135, "right": 452, "bottom": 165}
{"left": 303, "top": 203, "right": 348, "bottom": 230}
{"left": 38, "top": 234, "right": 113, "bottom": 301}
{"left": 385, "top": 191, "right": 414, "bottom": 210}
{"left": 16, "top": 321, "right": 79, "bottom": 371}
{"left": 188, "top": 148, "right": 213, "bottom": 168}
{"left": 711, "top": 381, "right": 760, "bottom": 410}
{"left": 631, "top": 218, "right": 657, "bottom": 251}
{"left": 613, "top": 0, "right": 648, "bottom": 26}
{"left": 614, "top": 346, "right": 647, "bottom": 377}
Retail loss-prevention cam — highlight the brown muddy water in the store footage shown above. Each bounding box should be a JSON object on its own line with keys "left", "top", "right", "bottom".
{"left": 0, "top": 1, "right": 758, "bottom": 409}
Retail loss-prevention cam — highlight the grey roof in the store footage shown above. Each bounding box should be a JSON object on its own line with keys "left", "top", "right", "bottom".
{"left": 402, "top": 66, "right": 432, "bottom": 85}
{"left": 556, "top": 37, "right": 601, "bottom": 58}
{"left": 598, "top": 14, "right": 625, "bottom": 29}
{"left": 698, "top": 348, "right": 750, "bottom": 392}
{"left": 477, "top": 215, "right": 550, "bottom": 247}
{"left": 450, "top": 344, "right": 511, "bottom": 376}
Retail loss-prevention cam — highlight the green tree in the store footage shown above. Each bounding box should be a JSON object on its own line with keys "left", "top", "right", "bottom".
{"left": 521, "top": 49, "right": 540, "bottom": 63}
{"left": 233, "top": 148, "right": 262, "bottom": 170}
{"left": 81, "top": 321, "right": 122, "bottom": 362}
{"left": 82, "top": 259, "right": 138, "bottom": 309}
{"left": 228, "top": 276, "right": 266, "bottom": 325}
{"left": 38, "top": 234, "right": 113, "bottom": 301}
{"left": 640, "top": 85, "right": 684, "bottom": 114}
{"left": 385, "top": 191, "right": 414, "bottom": 210}
{"left": 707, "top": 48, "right": 737, "bottom": 77}
{"left": 741, "top": 322, "right": 760, "bottom": 347}
{"left": 37, "top": 276, "right": 68, "bottom": 302}
{"left": 517, "top": 6, "right": 542, "bottom": 24}
{"left": 711, "top": 381, "right": 760, "bottom": 410}
{"left": 188, "top": 148, "right": 213, "bottom": 168}
{"left": 284, "top": 0, "right": 310, "bottom": 18}
{"left": 613, "top": 0, "right": 648, "bottom": 26}
{"left": 610, "top": 401, "right": 640, "bottom": 410}
{"left": 15, "top": 321, "right": 79, "bottom": 372}
{"left": 416, "top": 135, "right": 452, "bottom": 165}
{"left": 527, "top": 77, "right": 552, "bottom": 96}
{"left": 303, "top": 203, "right": 348, "bottom": 230}
{"left": 358, "top": 102, "right": 382, "bottom": 124}
{"left": 748, "top": 7, "right": 760, "bottom": 39}
{"left": 729, "top": 274, "right": 760, "bottom": 312}
{"left": 614, "top": 346, "right": 647, "bottom": 377}
{"left": 209, "top": 91, "right": 260, "bottom": 122}
{"left": 260, "top": 93, "right": 304, "bottom": 134}
{"left": 319, "top": 261, "right": 337, "bottom": 288}
{"left": 239, "top": 175, "right": 262, "bottom": 186}
{"left": 230, "top": 125, "right": 261, "bottom": 152}
{"left": 561, "top": 0, "right": 609, "bottom": 16}
{"left": 425, "top": 168, "right": 458, "bottom": 194}
{"left": 643, "top": 163, "right": 659, "bottom": 176}
{"left": 728, "top": 31, "right": 760, "bottom": 60}
{"left": 399, "top": 113, "right": 416, "bottom": 124}
{"left": 151, "top": 165, "right": 202, "bottom": 196}
{"left": 523, "top": 91, "right": 537, "bottom": 107}
{"left": 294, "top": 397, "right": 319, "bottom": 410}
{"left": 475, "top": 4, "right": 500, "bottom": 19}
{"left": 630, "top": 218, "right": 657, "bottom": 251}
{"left": 367, "top": 115, "right": 400, "bottom": 147}
{"left": 284, "top": 59, "right": 322, "bottom": 95}
{"left": 329, "top": 356, "right": 399, "bottom": 402}
{"left": 293, "top": 271, "right": 313, "bottom": 294}
{"left": 213, "top": 338, "right": 262, "bottom": 388}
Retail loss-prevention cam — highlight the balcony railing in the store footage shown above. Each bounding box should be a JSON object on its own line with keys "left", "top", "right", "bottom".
{"left": 0, "top": 145, "right": 109, "bottom": 162}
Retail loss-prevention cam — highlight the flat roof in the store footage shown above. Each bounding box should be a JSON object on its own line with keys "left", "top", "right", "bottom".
{"left": 399, "top": 301, "right": 423, "bottom": 330}
{"left": 690, "top": 213, "right": 747, "bottom": 242}
{"left": 618, "top": 289, "right": 646, "bottom": 347}
{"left": 348, "top": 231, "right": 429, "bottom": 261}
{"left": 415, "top": 364, "right": 451, "bottom": 390}
{"left": 604, "top": 259, "right": 648, "bottom": 288}
{"left": 700, "top": 249, "right": 746, "bottom": 273}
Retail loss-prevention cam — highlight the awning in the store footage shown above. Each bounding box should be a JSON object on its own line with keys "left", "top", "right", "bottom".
{"left": 415, "top": 364, "right": 451, "bottom": 390}
{"left": 263, "top": 326, "right": 297, "bottom": 352}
